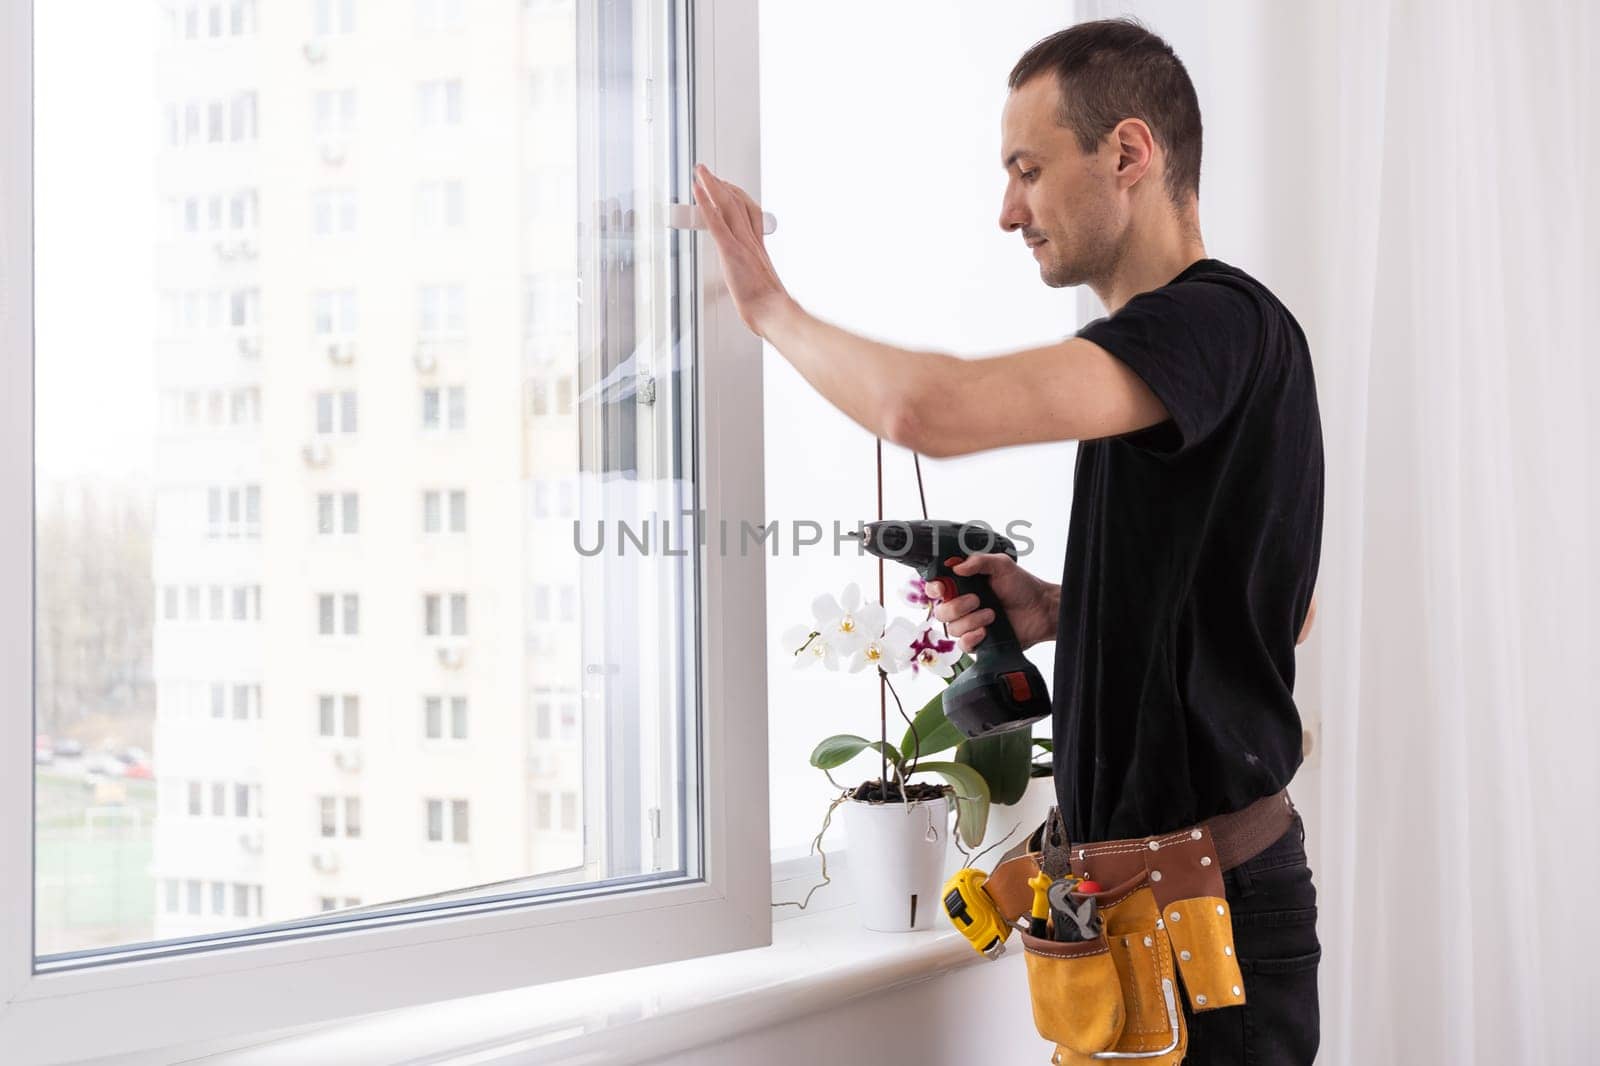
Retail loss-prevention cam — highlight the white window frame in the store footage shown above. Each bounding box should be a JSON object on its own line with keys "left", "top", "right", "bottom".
{"left": 0, "top": 0, "right": 769, "bottom": 1058}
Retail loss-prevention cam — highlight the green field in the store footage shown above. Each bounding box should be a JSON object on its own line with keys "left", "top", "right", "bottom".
{"left": 34, "top": 768, "right": 159, "bottom": 957}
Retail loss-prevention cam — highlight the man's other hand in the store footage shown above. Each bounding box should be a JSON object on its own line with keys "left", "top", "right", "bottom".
{"left": 930, "top": 553, "right": 1060, "bottom": 652}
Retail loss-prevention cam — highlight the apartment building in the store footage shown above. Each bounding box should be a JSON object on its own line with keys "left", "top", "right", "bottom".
{"left": 148, "top": 0, "right": 584, "bottom": 938}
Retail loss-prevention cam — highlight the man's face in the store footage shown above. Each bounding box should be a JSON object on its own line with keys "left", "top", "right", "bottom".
{"left": 998, "top": 75, "right": 1125, "bottom": 288}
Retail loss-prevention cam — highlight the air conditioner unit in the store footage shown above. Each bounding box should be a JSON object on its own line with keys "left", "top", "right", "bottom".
{"left": 437, "top": 644, "right": 466, "bottom": 669}
{"left": 235, "top": 239, "right": 258, "bottom": 261}
{"left": 413, "top": 344, "right": 438, "bottom": 373}
{"left": 302, "top": 40, "right": 328, "bottom": 65}
{"left": 236, "top": 334, "right": 262, "bottom": 359}
{"left": 319, "top": 140, "right": 347, "bottom": 166}
{"left": 312, "top": 847, "right": 340, "bottom": 874}
{"left": 213, "top": 240, "right": 236, "bottom": 262}
{"left": 327, "top": 340, "right": 356, "bottom": 366}
{"left": 237, "top": 829, "right": 263, "bottom": 854}
{"left": 301, "top": 439, "right": 333, "bottom": 468}
{"left": 333, "top": 747, "right": 362, "bottom": 773}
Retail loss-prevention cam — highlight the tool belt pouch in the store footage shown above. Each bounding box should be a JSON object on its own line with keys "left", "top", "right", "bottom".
{"left": 1015, "top": 818, "right": 1247, "bottom": 1065}
{"left": 1019, "top": 926, "right": 1124, "bottom": 1056}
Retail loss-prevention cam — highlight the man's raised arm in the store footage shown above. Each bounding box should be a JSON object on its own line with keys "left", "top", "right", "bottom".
{"left": 693, "top": 164, "right": 1169, "bottom": 457}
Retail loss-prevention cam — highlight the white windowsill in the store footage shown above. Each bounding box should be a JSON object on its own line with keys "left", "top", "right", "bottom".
{"left": 105, "top": 849, "right": 1000, "bottom": 1066}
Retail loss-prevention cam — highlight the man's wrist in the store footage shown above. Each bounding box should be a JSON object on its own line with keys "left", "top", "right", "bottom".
{"left": 753, "top": 293, "right": 803, "bottom": 344}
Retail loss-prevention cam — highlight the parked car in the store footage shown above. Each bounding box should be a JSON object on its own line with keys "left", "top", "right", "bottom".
{"left": 54, "top": 738, "right": 84, "bottom": 758}
{"left": 122, "top": 761, "right": 154, "bottom": 780}
{"left": 85, "top": 753, "right": 125, "bottom": 777}
{"left": 34, "top": 747, "right": 53, "bottom": 766}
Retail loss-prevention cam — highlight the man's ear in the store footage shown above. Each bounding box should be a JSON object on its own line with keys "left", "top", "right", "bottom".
{"left": 1111, "top": 117, "right": 1156, "bottom": 190}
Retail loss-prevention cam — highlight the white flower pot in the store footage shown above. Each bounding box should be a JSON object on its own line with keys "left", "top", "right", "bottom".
{"left": 841, "top": 793, "right": 950, "bottom": 932}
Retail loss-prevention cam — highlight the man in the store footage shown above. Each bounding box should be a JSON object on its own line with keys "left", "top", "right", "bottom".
{"left": 694, "top": 18, "right": 1322, "bottom": 1065}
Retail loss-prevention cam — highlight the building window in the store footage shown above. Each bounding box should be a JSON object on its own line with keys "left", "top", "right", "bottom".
{"left": 312, "top": 290, "right": 358, "bottom": 337}
{"left": 312, "top": 189, "right": 357, "bottom": 236}
{"left": 535, "top": 791, "right": 551, "bottom": 831}
{"left": 317, "top": 693, "right": 359, "bottom": 737}
{"left": 425, "top": 798, "right": 470, "bottom": 843}
{"left": 416, "top": 0, "right": 465, "bottom": 33}
{"left": 416, "top": 79, "right": 464, "bottom": 129}
{"left": 421, "top": 385, "right": 467, "bottom": 432}
{"left": 423, "top": 592, "right": 468, "bottom": 637}
{"left": 415, "top": 179, "right": 465, "bottom": 232}
{"left": 425, "top": 695, "right": 471, "bottom": 742}
{"left": 231, "top": 683, "right": 261, "bottom": 719}
{"left": 418, "top": 284, "right": 465, "bottom": 338}
{"left": 421, "top": 489, "right": 467, "bottom": 534}
{"left": 317, "top": 592, "right": 359, "bottom": 636}
{"left": 535, "top": 701, "right": 551, "bottom": 740}
{"left": 316, "top": 491, "right": 359, "bottom": 535}
{"left": 312, "top": 0, "right": 355, "bottom": 36}
{"left": 560, "top": 701, "right": 578, "bottom": 743}
{"left": 561, "top": 792, "right": 578, "bottom": 832}
{"left": 313, "top": 88, "right": 357, "bottom": 138}
{"left": 319, "top": 794, "right": 360, "bottom": 838}
{"left": 314, "top": 390, "right": 358, "bottom": 435}
{"left": 205, "top": 483, "right": 260, "bottom": 539}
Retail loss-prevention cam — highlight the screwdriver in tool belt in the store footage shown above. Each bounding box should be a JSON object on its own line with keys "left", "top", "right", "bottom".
{"left": 1026, "top": 870, "right": 1053, "bottom": 938}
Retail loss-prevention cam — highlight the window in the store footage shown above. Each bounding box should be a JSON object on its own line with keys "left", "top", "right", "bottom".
{"left": 315, "top": 491, "right": 359, "bottom": 535}
{"left": 318, "top": 795, "right": 361, "bottom": 838}
{"left": 312, "top": 290, "right": 357, "bottom": 336}
{"left": 313, "top": 88, "right": 357, "bottom": 138}
{"left": 424, "top": 798, "right": 470, "bottom": 843}
{"left": 416, "top": 0, "right": 465, "bottom": 33}
{"left": 317, "top": 694, "right": 359, "bottom": 738}
{"left": 313, "top": 390, "right": 358, "bottom": 435}
{"left": 312, "top": 189, "right": 357, "bottom": 236}
{"left": 317, "top": 592, "right": 359, "bottom": 636}
{"left": 416, "top": 79, "right": 464, "bottom": 129}
{"left": 19, "top": 1, "right": 769, "bottom": 1054}
{"left": 205, "top": 483, "right": 260, "bottom": 539}
{"left": 418, "top": 284, "right": 465, "bottom": 338}
{"left": 421, "top": 489, "right": 466, "bottom": 534}
{"left": 420, "top": 385, "right": 466, "bottom": 431}
{"left": 423, "top": 592, "right": 468, "bottom": 637}
{"left": 415, "top": 180, "right": 465, "bottom": 232}
{"left": 312, "top": 0, "right": 355, "bottom": 36}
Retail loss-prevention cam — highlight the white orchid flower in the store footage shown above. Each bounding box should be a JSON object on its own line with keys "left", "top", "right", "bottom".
{"left": 811, "top": 582, "right": 876, "bottom": 656}
{"left": 849, "top": 615, "right": 919, "bottom": 674}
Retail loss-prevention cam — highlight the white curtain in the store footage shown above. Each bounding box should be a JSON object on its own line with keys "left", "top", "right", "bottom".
{"left": 1086, "top": 1, "right": 1600, "bottom": 1060}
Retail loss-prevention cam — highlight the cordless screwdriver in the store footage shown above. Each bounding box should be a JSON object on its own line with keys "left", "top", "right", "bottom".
{"left": 855, "top": 519, "right": 1051, "bottom": 738}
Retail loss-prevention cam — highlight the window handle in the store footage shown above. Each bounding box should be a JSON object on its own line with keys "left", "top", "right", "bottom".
{"left": 667, "top": 203, "right": 777, "bottom": 235}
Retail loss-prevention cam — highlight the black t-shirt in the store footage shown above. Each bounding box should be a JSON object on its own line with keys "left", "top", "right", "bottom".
{"left": 1052, "top": 257, "right": 1323, "bottom": 843}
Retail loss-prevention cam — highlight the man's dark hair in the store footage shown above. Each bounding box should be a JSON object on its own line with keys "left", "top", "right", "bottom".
{"left": 1008, "top": 18, "right": 1202, "bottom": 206}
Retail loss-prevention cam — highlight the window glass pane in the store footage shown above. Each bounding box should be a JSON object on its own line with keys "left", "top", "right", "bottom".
{"left": 34, "top": 0, "right": 697, "bottom": 967}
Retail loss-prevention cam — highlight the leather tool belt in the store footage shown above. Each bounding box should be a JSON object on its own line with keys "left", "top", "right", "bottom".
{"left": 983, "top": 789, "right": 1298, "bottom": 1065}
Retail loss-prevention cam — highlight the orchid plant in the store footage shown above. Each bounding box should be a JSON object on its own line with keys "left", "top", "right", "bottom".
{"left": 782, "top": 579, "right": 1053, "bottom": 850}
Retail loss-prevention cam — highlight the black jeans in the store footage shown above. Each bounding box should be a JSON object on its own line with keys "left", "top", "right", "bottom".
{"left": 1182, "top": 811, "right": 1321, "bottom": 1065}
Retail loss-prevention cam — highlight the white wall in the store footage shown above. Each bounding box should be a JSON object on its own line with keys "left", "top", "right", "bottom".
{"left": 759, "top": 0, "right": 1082, "bottom": 857}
